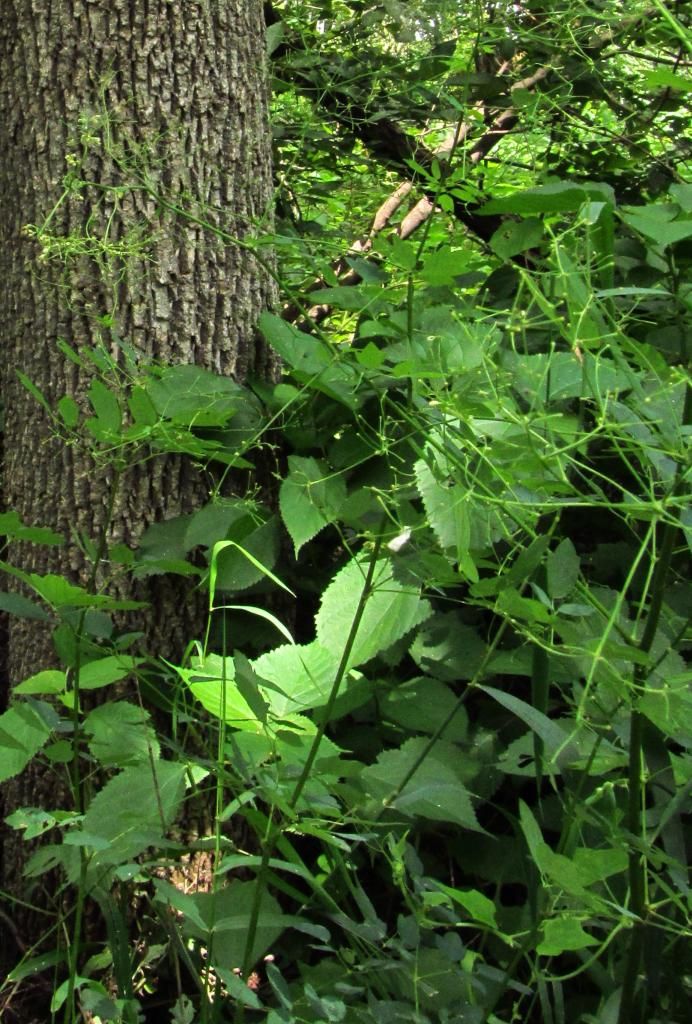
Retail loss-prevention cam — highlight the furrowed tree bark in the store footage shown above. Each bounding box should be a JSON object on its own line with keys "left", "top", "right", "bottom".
{"left": 0, "top": 0, "right": 276, "bottom": 986}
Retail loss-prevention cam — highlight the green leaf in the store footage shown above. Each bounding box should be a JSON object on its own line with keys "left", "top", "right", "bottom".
{"left": 209, "top": 517, "right": 281, "bottom": 593}
{"left": 0, "top": 704, "right": 53, "bottom": 782}
{"left": 170, "top": 880, "right": 286, "bottom": 970}
{"left": 414, "top": 459, "right": 478, "bottom": 581}
{"left": 495, "top": 588, "right": 553, "bottom": 624}
{"left": 82, "top": 761, "right": 186, "bottom": 875}
{"left": 279, "top": 456, "right": 347, "bottom": 556}
{"left": 546, "top": 538, "right": 580, "bottom": 600}
{"left": 182, "top": 655, "right": 263, "bottom": 731}
{"left": 145, "top": 365, "right": 244, "bottom": 426}
{"left": 87, "top": 378, "right": 122, "bottom": 434}
{"left": 645, "top": 69, "right": 692, "bottom": 92}
{"left": 490, "top": 217, "right": 544, "bottom": 259}
{"left": 537, "top": 917, "right": 599, "bottom": 955}
{"left": 480, "top": 686, "right": 574, "bottom": 761}
{"left": 0, "top": 567, "right": 145, "bottom": 611}
{"left": 420, "top": 248, "right": 473, "bottom": 286}
{"left": 316, "top": 555, "right": 430, "bottom": 669}
{"left": 252, "top": 641, "right": 338, "bottom": 717}
{"left": 380, "top": 677, "right": 467, "bottom": 743}
{"left": 259, "top": 312, "right": 359, "bottom": 408}
{"left": 58, "top": 395, "right": 80, "bottom": 428}
{"left": 481, "top": 181, "right": 614, "bottom": 215}
{"left": 233, "top": 652, "right": 270, "bottom": 724}
{"left": 362, "top": 738, "right": 484, "bottom": 831}
{"left": 84, "top": 701, "right": 159, "bottom": 766}
{"left": 0, "top": 591, "right": 52, "bottom": 621}
{"left": 410, "top": 613, "right": 486, "bottom": 682}
{"left": 14, "top": 670, "right": 66, "bottom": 695}
{"left": 0, "top": 511, "right": 63, "bottom": 545}
{"left": 128, "top": 386, "right": 158, "bottom": 427}
{"left": 17, "top": 370, "right": 52, "bottom": 414}
{"left": 622, "top": 207, "right": 692, "bottom": 248}
{"left": 432, "top": 883, "right": 498, "bottom": 928}
{"left": 78, "top": 656, "right": 145, "bottom": 690}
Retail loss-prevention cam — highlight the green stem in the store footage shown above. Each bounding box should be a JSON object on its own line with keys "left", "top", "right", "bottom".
{"left": 618, "top": 382, "right": 690, "bottom": 1023}
{"left": 63, "top": 468, "right": 121, "bottom": 1024}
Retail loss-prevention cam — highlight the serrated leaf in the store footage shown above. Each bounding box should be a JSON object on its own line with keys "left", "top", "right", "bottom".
{"left": 84, "top": 701, "right": 159, "bottom": 767}
{"left": 0, "top": 591, "right": 52, "bottom": 621}
{"left": 414, "top": 459, "right": 478, "bottom": 581}
{"left": 362, "top": 738, "right": 484, "bottom": 831}
{"left": 0, "top": 704, "right": 53, "bottom": 782}
{"left": 380, "top": 677, "right": 467, "bottom": 742}
{"left": 316, "top": 556, "right": 430, "bottom": 670}
{"left": 252, "top": 641, "right": 339, "bottom": 717}
{"left": 83, "top": 761, "right": 186, "bottom": 875}
{"left": 547, "top": 538, "right": 580, "bottom": 599}
{"left": 146, "top": 365, "right": 243, "bottom": 426}
{"left": 279, "top": 456, "right": 347, "bottom": 556}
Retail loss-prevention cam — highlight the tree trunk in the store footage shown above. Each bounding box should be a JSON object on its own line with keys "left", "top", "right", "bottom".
{"left": 0, "top": 0, "right": 276, "bottom": 984}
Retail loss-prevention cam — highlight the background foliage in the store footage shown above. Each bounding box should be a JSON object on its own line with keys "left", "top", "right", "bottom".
{"left": 1, "top": 2, "right": 691, "bottom": 1023}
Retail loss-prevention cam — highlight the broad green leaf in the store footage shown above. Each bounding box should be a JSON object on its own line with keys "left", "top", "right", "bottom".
{"left": 380, "top": 677, "right": 468, "bottom": 743}
{"left": 645, "top": 69, "right": 692, "bottom": 92}
{"left": 362, "top": 738, "right": 484, "bottom": 831}
{"left": 410, "top": 613, "right": 486, "bottom": 682}
{"left": 316, "top": 555, "right": 430, "bottom": 669}
{"left": 172, "top": 880, "right": 285, "bottom": 970}
{"left": 0, "top": 704, "right": 53, "bottom": 782}
{"left": 233, "top": 652, "right": 270, "bottom": 724}
{"left": 490, "top": 217, "right": 544, "bottom": 259}
{"left": 0, "top": 567, "right": 144, "bottom": 610}
{"left": 14, "top": 670, "right": 66, "bottom": 695}
{"left": 481, "top": 181, "right": 614, "bottom": 215}
{"left": 537, "top": 917, "right": 598, "bottom": 955}
{"left": 252, "top": 641, "right": 339, "bottom": 716}
{"left": 433, "top": 883, "right": 498, "bottom": 928}
{"left": 83, "top": 760, "right": 186, "bottom": 874}
{"left": 259, "top": 312, "right": 359, "bottom": 408}
{"left": 420, "top": 248, "right": 473, "bottom": 286}
{"left": 209, "top": 517, "right": 280, "bottom": 593}
{"left": 547, "top": 538, "right": 580, "bottom": 599}
{"left": 279, "top": 456, "right": 347, "bottom": 556}
{"left": 184, "top": 499, "right": 258, "bottom": 551}
{"left": 78, "top": 656, "right": 145, "bottom": 690}
{"left": 128, "top": 385, "right": 158, "bottom": 427}
{"left": 622, "top": 208, "right": 692, "bottom": 248}
{"left": 0, "top": 591, "right": 52, "bottom": 621}
{"left": 146, "top": 365, "right": 244, "bottom": 426}
{"left": 84, "top": 701, "right": 159, "bottom": 766}
{"left": 183, "top": 657, "right": 257, "bottom": 730}
{"left": 414, "top": 460, "right": 478, "bottom": 581}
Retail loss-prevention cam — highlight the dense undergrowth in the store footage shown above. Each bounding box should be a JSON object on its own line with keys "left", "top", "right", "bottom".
{"left": 1, "top": 2, "right": 691, "bottom": 1023}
